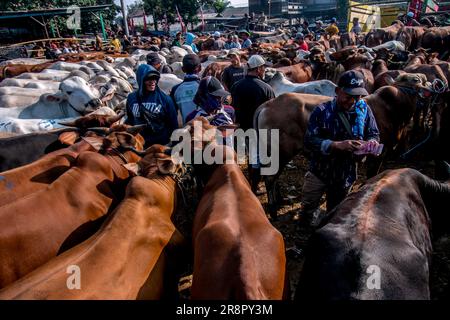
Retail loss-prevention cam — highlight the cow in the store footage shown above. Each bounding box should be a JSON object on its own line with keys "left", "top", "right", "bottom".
{"left": 396, "top": 26, "right": 427, "bottom": 51}
{"left": 295, "top": 166, "right": 450, "bottom": 300}
{"left": 372, "top": 59, "right": 406, "bottom": 90}
{"left": 253, "top": 93, "right": 331, "bottom": 215}
{"left": 188, "top": 119, "right": 288, "bottom": 300}
{"left": 0, "top": 106, "right": 117, "bottom": 135}
{"left": 275, "top": 61, "right": 313, "bottom": 83}
{"left": 0, "top": 144, "right": 187, "bottom": 299}
{"left": 158, "top": 73, "right": 183, "bottom": 95}
{"left": 0, "top": 78, "right": 61, "bottom": 91}
{"left": 201, "top": 61, "right": 231, "bottom": 80}
{"left": 16, "top": 70, "right": 71, "bottom": 81}
{"left": 365, "top": 21, "right": 404, "bottom": 47}
{"left": 0, "top": 61, "right": 54, "bottom": 80}
{"left": 0, "top": 131, "right": 144, "bottom": 288}
{"left": 421, "top": 26, "right": 450, "bottom": 59}
{"left": 0, "top": 76, "right": 102, "bottom": 119}
{"left": 265, "top": 70, "right": 336, "bottom": 97}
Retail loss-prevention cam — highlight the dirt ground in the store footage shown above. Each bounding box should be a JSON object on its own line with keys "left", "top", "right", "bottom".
{"left": 175, "top": 154, "right": 450, "bottom": 300}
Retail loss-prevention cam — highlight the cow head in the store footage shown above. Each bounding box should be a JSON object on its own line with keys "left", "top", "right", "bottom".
{"left": 43, "top": 76, "right": 102, "bottom": 114}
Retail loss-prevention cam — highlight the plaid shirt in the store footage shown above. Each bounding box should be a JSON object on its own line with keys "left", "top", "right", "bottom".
{"left": 304, "top": 99, "right": 380, "bottom": 189}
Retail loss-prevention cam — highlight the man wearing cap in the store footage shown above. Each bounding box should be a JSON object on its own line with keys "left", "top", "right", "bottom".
{"left": 213, "top": 31, "right": 225, "bottom": 50}
{"left": 228, "top": 35, "right": 242, "bottom": 49}
{"left": 405, "top": 11, "right": 420, "bottom": 26}
{"left": 239, "top": 30, "right": 252, "bottom": 49}
{"left": 301, "top": 70, "right": 380, "bottom": 227}
{"left": 170, "top": 54, "right": 202, "bottom": 124}
{"left": 186, "top": 76, "right": 235, "bottom": 147}
{"left": 231, "top": 54, "right": 275, "bottom": 190}
{"left": 146, "top": 52, "right": 173, "bottom": 74}
{"left": 172, "top": 32, "right": 184, "bottom": 47}
{"left": 125, "top": 64, "right": 178, "bottom": 147}
{"left": 221, "top": 51, "right": 245, "bottom": 91}
{"left": 295, "top": 33, "right": 309, "bottom": 52}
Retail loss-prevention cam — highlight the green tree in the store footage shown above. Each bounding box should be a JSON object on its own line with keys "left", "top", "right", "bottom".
{"left": 0, "top": 0, "right": 119, "bottom": 36}
{"left": 211, "top": 0, "right": 230, "bottom": 17}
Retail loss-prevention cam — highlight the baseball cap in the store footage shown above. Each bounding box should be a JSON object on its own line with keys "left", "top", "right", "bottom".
{"left": 143, "top": 68, "right": 161, "bottom": 81}
{"left": 198, "top": 76, "right": 230, "bottom": 98}
{"left": 331, "top": 17, "right": 337, "bottom": 23}
{"left": 337, "top": 70, "right": 369, "bottom": 96}
{"left": 213, "top": 31, "right": 221, "bottom": 37}
{"left": 295, "top": 33, "right": 304, "bottom": 40}
{"left": 247, "top": 55, "right": 272, "bottom": 69}
{"left": 146, "top": 52, "right": 162, "bottom": 65}
{"left": 407, "top": 11, "right": 414, "bottom": 18}
{"left": 238, "top": 30, "right": 250, "bottom": 36}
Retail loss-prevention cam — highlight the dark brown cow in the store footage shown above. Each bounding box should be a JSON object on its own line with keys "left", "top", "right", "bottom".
{"left": 0, "top": 132, "right": 143, "bottom": 288}
{"left": 188, "top": 120, "right": 287, "bottom": 299}
{"left": 396, "top": 26, "right": 427, "bottom": 51}
{"left": 365, "top": 21, "right": 404, "bottom": 47}
{"left": 295, "top": 166, "right": 450, "bottom": 300}
{"left": 0, "top": 145, "right": 186, "bottom": 300}
{"left": 372, "top": 59, "right": 406, "bottom": 90}
{"left": 421, "top": 26, "right": 450, "bottom": 59}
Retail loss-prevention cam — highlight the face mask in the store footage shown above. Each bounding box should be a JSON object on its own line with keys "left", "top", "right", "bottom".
{"left": 202, "top": 94, "right": 222, "bottom": 113}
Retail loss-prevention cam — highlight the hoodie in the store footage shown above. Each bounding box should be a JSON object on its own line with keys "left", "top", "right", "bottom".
{"left": 125, "top": 64, "right": 178, "bottom": 147}
{"left": 185, "top": 33, "right": 199, "bottom": 53}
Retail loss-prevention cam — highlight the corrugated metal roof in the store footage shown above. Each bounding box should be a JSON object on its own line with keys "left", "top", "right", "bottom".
{"left": 0, "top": 4, "right": 112, "bottom": 20}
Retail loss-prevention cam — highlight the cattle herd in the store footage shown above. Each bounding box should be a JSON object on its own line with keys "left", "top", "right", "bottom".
{"left": 0, "top": 20, "right": 449, "bottom": 300}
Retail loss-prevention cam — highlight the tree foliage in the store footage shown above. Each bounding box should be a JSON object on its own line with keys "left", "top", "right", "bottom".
{"left": 0, "top": 0, "right": 119, "bottom": 36}
{"left": 211, "top": 0, "right": 230, "bottom": 17}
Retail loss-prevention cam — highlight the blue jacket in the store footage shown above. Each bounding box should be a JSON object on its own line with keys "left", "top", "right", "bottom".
{"left": 304, "top": 98, "right": 380, "bottom": 189}
{"left": 185, "top": 33, "right": 199, "bottom": 53}
{"left": 125, "top": 64, "right": 178, "bottom": 147}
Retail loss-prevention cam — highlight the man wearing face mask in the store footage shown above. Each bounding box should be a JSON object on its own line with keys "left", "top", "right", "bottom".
{"left": 301, "top": 70, "right": 380, "bottom": 227}
{"left": 125, "top": 64, "right": 178, "bottom": 147}
{"left": 186, "top": 76, "right": 235, "bottom": 146}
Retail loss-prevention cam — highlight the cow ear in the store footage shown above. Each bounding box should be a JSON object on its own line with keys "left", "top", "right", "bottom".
{"left": 115, "top": 132, "right": 136, "bottom": 148}
{"left": 156, "top": 158, "right": 177, "bottom": 175}
{"left": 44, "top": 94, "right": 65, "bottom": 104}
{"left": 101, "top": 88, "right": 116, "bottom": 103}
{"left": 123, "top": 163, "right": 140, "bottom": 176}
{"left": 81, "top": 136, "right": 104, "bottom": 151}
{"left": 58, "top": 131, "right": 79, "bottom": 145}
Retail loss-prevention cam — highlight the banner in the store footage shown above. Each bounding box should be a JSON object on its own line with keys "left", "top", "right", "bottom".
{"left": 200, "top": 5, "right": 205, "bottom": 31}
{"left": 408, "top": 0, "right": 423, "bottom": 18}
{"left": 175, "top": 5, "right": 186, "bottom": 33}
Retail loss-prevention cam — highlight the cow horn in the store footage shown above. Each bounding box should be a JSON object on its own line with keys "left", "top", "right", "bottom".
{"left": 125, "top": 124, "right": 148, "bottom": 134}
{"left": 58, "top": 120, "right": 78, "bottom": 127}
{"left": 385, "top": 75, "right": 395, "bottom": 86}
{"left": 434, "top": 160, "right": 450, "bottom": 181}
{"left": 85, "top": 127, "right": 111, "bottom": 135}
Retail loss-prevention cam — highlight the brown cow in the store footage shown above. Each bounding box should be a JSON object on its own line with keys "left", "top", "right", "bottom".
{"left": 0, "top": 145, "right": 187, "bottom": 300}
{"left": 421, "top": 26, "right": 450, "bottom": 59}
{"left": 189, "top": 120, "right": 287, "bottom": 299}
{"left": 0, "top": 61, "right": 55, "bottom": 81}
{"left": 295, "top": 166, "right": 450, "bottom": 300}
{"left": 365, "top": 20, "right": 404, "bottom": 47}
{"left": 276, "top": 61, "right": 313, "bottom": 83}
{"left": 0, "top": 132, "right": 143, "bottom": 288}
{"left": 201, "top": 61, "right": 231, "bottom": 80}
{"left": 372, "top": 59, "right": 405, "bottom": 90}
{"left": 396, "top": 26, "right": 427, "bottom": 51}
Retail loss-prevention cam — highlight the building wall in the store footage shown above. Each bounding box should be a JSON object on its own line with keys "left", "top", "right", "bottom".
{"left": 249, "top": 0, "right": 301, "bottom": 18}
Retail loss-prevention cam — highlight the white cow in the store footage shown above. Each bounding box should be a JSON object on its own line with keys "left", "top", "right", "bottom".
{"left": 158, "top": 74, "right": 182, "bottom": 95}
{"left": 0, "top": 107, "right": 116, "bottom": 134}
{"left": 0, "top": 58, "right": 52, "bottom": 66}
{"left": 0, "top": 76, "right": 101, "bottom": 119}
{"left": 266, "top": 71, "right": 337, "bottom": 97}
{"left": 0, "top": 78, "right": 61, "bottom": 90}
{"left": 16, "top": 71, "right": 71, "bottom": 81}
{"left": 98, "top": 76, "right": 134, "bottom": 110}
{"left": 47, "top": 61, "right": 83, "bottom": 72}
{"left": 170, "top": 61, "right": 185, "bottom": 79}
{"left": 0, "top": 87, "right": 59, "bottom": 108}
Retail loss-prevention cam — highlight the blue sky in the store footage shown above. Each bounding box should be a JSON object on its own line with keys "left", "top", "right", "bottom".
{"left": 114, "top": 0, "right": 248, "bottom": 12}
